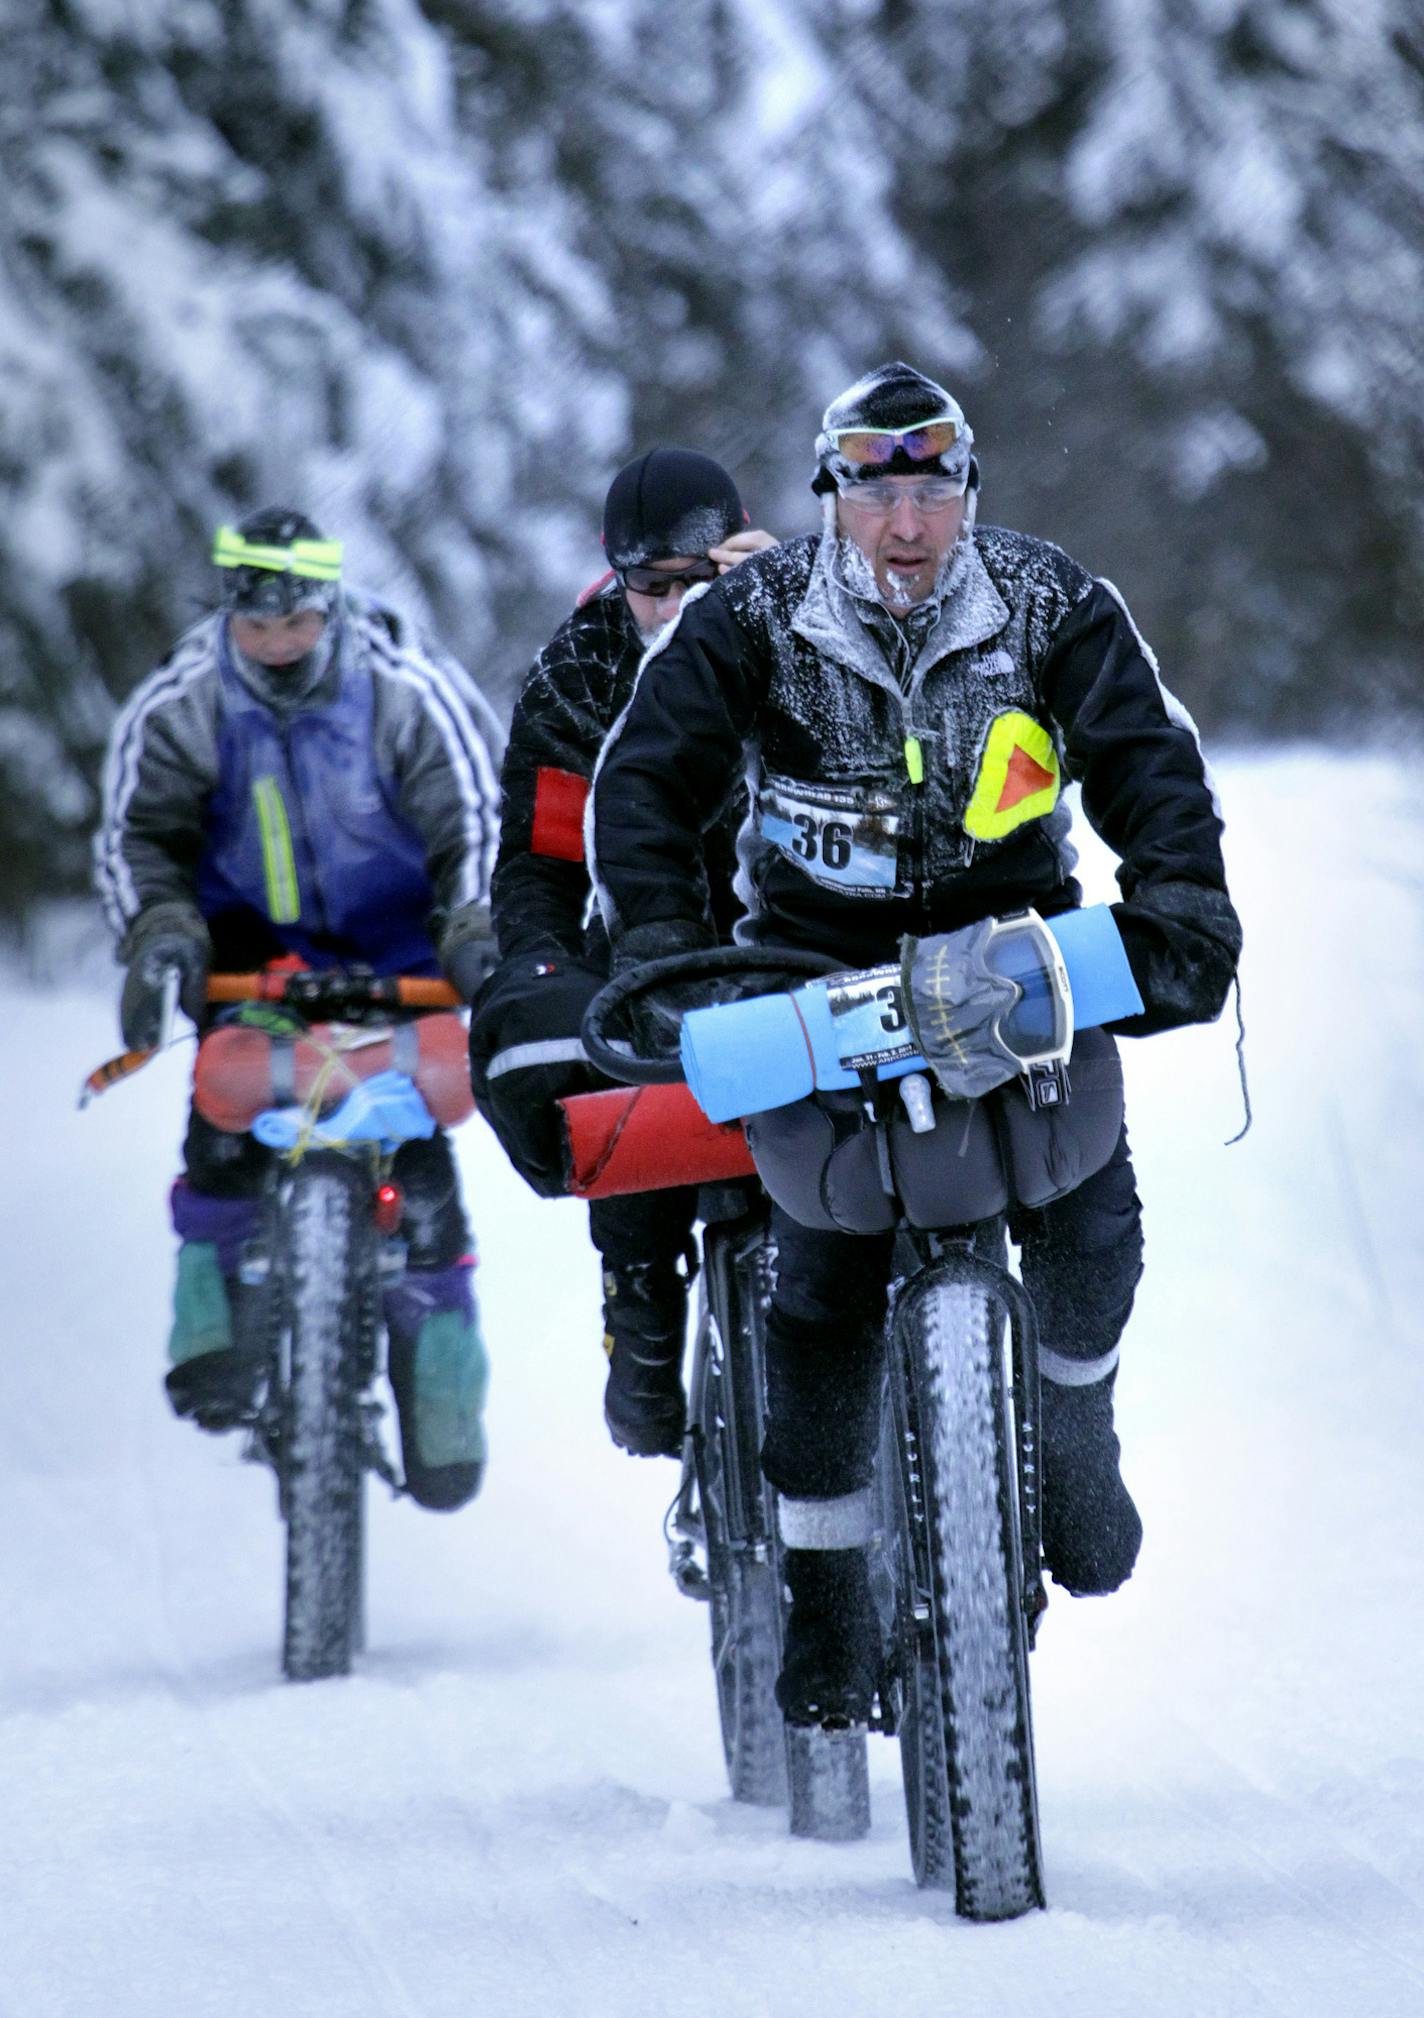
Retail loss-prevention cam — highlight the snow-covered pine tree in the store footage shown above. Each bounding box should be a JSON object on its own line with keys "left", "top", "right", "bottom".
{"left": 827, "top": 0, "right": 1424, "bottom": 735}
{"left": 0, "top": 0, "right": 964, "bottom": 927}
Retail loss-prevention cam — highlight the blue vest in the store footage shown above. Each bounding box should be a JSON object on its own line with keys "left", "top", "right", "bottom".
{"left": 196, "top": 621, "right": 440, "bottom": 975}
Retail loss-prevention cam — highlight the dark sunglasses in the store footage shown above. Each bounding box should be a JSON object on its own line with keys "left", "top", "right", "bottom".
{"left": 617, "top": 559, "right": 720, "bottom": 598}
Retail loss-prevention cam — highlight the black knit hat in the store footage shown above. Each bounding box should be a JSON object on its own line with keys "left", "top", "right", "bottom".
{"left": 812, "top": 362, "right": 975, "bottom": 495}
{"left": 602, "top": 449, "right": 746, "bottom": 570}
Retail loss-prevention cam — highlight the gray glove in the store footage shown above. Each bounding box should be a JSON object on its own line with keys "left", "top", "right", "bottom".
{"left": 440, "top": 903, "right": 500, "bottom": 1003}
{"left": 901, "top": 918, "right": 1027, "bottom": 1101}
{"left": 119, "top": 904, "right": 212, "bottom": 1050}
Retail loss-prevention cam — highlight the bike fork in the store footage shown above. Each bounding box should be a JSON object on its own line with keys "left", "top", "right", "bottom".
{"left": 911, "top": 1232, "right": 1047, "bottom": 1642}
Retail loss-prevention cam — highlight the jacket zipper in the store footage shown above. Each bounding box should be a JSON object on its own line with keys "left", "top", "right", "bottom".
{"left": 280, "top": 722, "right": 334, "bottom": 945}
{"left": 903, "top": 732, "right": 930, "bottom": 933}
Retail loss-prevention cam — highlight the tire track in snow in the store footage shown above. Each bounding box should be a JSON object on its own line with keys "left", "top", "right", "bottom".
{"left": 126, "top": 1421, "right": 431, "bottom": 2018}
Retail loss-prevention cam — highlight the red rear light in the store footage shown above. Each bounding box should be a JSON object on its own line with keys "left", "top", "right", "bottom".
{"left": 373, "top": 1181, "right": 403, "bottom": 1235}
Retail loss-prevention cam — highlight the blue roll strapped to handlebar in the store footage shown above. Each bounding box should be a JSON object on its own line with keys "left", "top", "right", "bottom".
{"left": 679, "top": 904, "right": 1143, "bottom": 1123}
{"left": 251, "top": 1070, "right": 438, "bottom": 1152}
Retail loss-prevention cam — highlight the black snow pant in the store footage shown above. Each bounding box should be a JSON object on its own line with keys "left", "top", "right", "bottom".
{"left": 759, "top": 1124, "right": 1144, "bottom": 1501}
{"left": 587, "top": 1186, "right": 699, "bottom": 1275}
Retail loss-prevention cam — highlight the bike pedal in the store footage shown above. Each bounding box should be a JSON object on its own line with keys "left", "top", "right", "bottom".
{"left": 786, "top": 1723, "right": 872, "bottom": 1842}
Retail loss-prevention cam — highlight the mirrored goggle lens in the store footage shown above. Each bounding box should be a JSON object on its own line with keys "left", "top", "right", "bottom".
{"left": 985, "top": 925, "right": 1071, "bottom": 1063}
{"left": 830, "top": 419, "right": 961, "bottom": 466}
{"left": 619, "top": 560, "right": 719, "bottom": 596}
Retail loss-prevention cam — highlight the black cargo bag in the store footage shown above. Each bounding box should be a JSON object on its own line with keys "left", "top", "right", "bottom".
{"left": 744, "top": 1027, "right": 1124, "bottom": 1234}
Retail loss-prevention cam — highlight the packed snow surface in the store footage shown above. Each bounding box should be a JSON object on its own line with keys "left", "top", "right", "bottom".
{"left": 3, "top": 750, "right": 1423, "bottom": 2015}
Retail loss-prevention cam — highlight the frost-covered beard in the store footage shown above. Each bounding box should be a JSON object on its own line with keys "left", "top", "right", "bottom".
{"left": 830, "top": 494, "right": 975, "bottom": 617}
{"left": 624, "top": 598, "right": 679, "bottom": 648}
{"left": 835, "top": 531, "right": 891, "bottom": 606}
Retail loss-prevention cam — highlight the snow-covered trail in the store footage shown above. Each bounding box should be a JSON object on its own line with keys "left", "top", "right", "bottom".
{"left": 3, "top": 751, "right": 1423, "bottom": 2017}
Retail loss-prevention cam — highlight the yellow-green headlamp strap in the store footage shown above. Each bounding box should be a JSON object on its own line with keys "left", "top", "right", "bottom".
{"left": 212, "top": 525, "right": 344, "bottom": 582}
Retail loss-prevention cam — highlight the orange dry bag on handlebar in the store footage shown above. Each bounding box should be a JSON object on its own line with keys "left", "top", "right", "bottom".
{"left": 194, "top": 1014, "right": 475, "bottom": 1133}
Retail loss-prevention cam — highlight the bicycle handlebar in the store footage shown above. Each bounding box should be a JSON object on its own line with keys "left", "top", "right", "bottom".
{"left": 79, "top": 969, "right": 460, "bottom": 1109}
{"left": 580, "top": 946, "right": 842, "bottom": 1088}
{"left": 205, "top": 972, "right": 460, "bottom": 1010}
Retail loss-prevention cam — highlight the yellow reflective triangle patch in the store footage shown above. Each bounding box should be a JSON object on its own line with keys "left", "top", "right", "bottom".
{"left": 963, "top": 710, "right": 1061, "bottom": 841}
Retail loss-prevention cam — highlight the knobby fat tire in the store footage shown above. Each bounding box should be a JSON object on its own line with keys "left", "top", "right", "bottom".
{"left": 890, "top": 1270, "right": 1044, "bottom": 1916}
{"left": 280, "top": 1161, "right": 369, "bottom": 1682}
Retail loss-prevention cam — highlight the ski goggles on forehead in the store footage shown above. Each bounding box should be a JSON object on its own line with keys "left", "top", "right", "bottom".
{"left": 617, "top": 558, "right": 720, "bottom": 598}
{"left": 212, "top": 526, "right": 344, "bottom": 582}
{"left": 827, "top": 415, "right": 962, "bottom": 467}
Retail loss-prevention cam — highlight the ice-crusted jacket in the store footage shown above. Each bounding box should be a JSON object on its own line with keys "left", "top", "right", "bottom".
{"left": 491, "top": 579, "right": 741, "bottom": 964}
{"left": 591, "top": 527, "right": 1241, "bottom": 1036}
{"left": 95, "top": 591, "right": 502, "bottom": 978}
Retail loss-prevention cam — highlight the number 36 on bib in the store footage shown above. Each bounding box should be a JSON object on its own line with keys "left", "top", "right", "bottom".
{"left": 758, "top": 776, "right": 902, "bottom": 895}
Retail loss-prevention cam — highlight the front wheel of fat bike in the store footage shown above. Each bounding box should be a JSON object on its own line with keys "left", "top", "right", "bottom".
{"left": 277, "top": 1155, "right": 373, "bottom": 1682}
{"left": 885, "top": 1250, "right": 1044, "bottom": 1917}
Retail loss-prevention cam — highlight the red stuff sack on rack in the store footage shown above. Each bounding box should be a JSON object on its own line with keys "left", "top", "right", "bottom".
{"left": 194, "top": 1015, "right": 475, "bottom": 1133}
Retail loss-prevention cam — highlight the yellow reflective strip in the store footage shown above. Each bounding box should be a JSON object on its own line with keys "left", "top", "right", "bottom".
{"left": 963, "top": 710, "right": 1061, "bottom": 841}
{"left": 211, "top": 527, "right": 343, "bottom": 580}
{"left": 252, "top": 776, "right": 301, "bottom": 924}
{"left": 287, "top": 539, "right": 343, "bottom": 579}
{"left": 904, "top": 735, "right": 924, "bottom": 786}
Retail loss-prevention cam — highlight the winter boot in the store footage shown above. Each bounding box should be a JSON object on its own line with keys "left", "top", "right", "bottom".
{"left": 601, "top": 1259, "right": 688, "bottom": 1457}
{"left": 1039, "top": 1361, "right": 1142, "bottom": 1595}
{"left": 164, "top": 1238, "right": 263, "bottom": 1431}
{"left": 385, "top": 1263, "right": 489, "bottom": 1511}
{"left": 165, "top": 1342, "right": 265, "bottom": 1431}
{"left": 775, "top": 1545, "right": 881, "bottom": 1729}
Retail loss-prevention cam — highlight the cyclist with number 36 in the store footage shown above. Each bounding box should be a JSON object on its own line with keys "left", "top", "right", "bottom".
{"left": 590, "top": 362, "right": 1243, "bottom": 1727}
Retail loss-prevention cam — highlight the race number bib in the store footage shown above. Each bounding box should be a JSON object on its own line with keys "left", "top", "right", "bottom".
{"left": 758, "top": 776, "right": 901, "bottom": 896}
{"left": 825, "top": 965, "right": 918, "bottom": 1072}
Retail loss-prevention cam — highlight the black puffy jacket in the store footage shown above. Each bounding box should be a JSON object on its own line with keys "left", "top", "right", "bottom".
{"left": 590, "top": 527, "right": 1241, "bottom": 1036}
{"left": 490, "top": 579, "right": 742, "bottom": 964}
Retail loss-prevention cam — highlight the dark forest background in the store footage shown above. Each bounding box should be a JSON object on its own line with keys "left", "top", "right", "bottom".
{"left": 3, "top": 0, "right": 1421, "bottom": 927}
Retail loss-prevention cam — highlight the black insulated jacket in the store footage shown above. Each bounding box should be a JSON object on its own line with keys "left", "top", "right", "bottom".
{"left": 590, "top": 528, "right": 1241, "bottom": 1036}
{"left": 491, "top": 580, "right": 741, "bottom": 964}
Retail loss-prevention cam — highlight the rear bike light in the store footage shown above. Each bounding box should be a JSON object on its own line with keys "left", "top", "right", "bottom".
{"left": 373, "top": 1182, "right": 403, "bottom": 1235}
